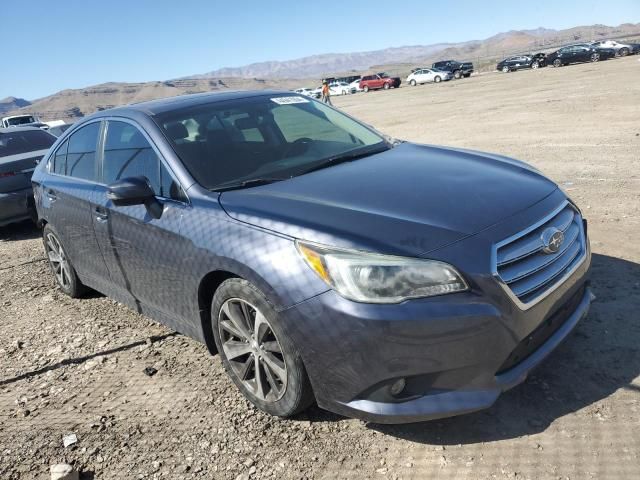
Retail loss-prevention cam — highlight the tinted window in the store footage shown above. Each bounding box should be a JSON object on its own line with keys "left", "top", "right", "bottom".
{"left": 103, "top": 121, "right": 180, "bottom": 199}
{"left": 66, "top": 122, "right": 99, "bottom": 181}
{"left": 53, "top": 139, "right": 69, "bottom": 175}
{"left": 0, "top": 130, "right": 55, "bottom": 157}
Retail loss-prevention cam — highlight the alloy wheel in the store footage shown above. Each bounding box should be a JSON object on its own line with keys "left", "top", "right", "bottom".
{"left": 46, "top": 233, "right": 72, "bottom": 290}
{"left": 218, "top": 298, "right": 287, "bottom": 402}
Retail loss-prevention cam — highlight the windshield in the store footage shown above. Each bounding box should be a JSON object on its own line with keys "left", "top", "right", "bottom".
{"left": 6, "top": 116, "right": 37, "bottom": 126}
{"left": 155, "top": 95, "right": 387, "bottom": 190}
{"left": 0, "top": 130, "right": 55, "bottom": 157}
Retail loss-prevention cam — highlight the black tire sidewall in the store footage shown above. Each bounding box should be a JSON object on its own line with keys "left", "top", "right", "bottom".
{"left": 42, "top": 224, "right": 84, "bottom": 298}
{"left": 211, "top": 278, "right": 313, "bottom": 417}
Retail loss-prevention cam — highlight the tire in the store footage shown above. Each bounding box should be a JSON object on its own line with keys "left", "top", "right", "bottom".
{"left": 453, "top": 70, "right": 461, "bottom": 79}
{"left": 553, "top": 58, "right": 562, "bottom": 68}
{"left": 590, "top": 52, "right": 599, "bottom": 63}
{"left": 619, "top": 48, "right": 629, "bottom": 57}
{"left": 383, "top": 82, "right": 390, "bottom": 90}
{"left": 502, "top": 66, "right": 509, "bottom": 73}
{"left": 211, "top": 278, "right": 314, "bottom": 418}
{"left": 434, "top": 76, "right": 441, "bottom": 83}
{"left": 43, "top": 225, "right": 87, "bottom": 298}
{"left": 410, "top": 79, "right": 416, "bottom": 86}
{"left": 363, "top": 85, "right": 369, "bottom": 93}
{"left": 531, "top": 61, "right": 539, "bottom": 69}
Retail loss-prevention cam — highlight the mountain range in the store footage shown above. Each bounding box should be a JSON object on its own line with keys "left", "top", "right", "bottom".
{"left": 3, "top": 22, "right": 639, "bottom": 122}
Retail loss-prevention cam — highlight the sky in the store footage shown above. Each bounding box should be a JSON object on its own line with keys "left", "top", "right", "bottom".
{"left": 2, "top": 0, "right": 639, "bottom": 100}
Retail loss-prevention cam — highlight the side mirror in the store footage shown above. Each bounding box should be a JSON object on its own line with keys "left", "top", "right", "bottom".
{"left": 107, "top": 176, "right": 162, "bottom": 219}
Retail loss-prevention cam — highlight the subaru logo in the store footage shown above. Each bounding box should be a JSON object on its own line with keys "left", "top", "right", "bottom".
{"left": 541, "top": 227, "right": 564, "bottom": 254}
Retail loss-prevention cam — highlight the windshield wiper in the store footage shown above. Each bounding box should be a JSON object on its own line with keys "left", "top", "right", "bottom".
{"left": 296, "top": 144, "right": 391, "bottom": 176}
{"left": 213, "top": 178, "right": 286, "bottom": 192}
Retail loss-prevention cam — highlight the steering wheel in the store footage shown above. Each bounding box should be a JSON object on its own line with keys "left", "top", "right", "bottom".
{"left": 283, "top": 137, "right": 313, "bottom": 159}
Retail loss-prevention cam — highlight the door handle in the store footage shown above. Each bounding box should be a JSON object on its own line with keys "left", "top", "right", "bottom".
{"left": 95, "top": 207, "right": 109, "bottom": 223}
{"left": 46, "top": 189, "right": 57, "bottom": 202}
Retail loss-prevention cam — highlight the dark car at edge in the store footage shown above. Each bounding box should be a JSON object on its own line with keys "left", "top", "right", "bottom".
{"left": 32, "top": 91, "right": 592, "bottom": 424}
{"left": 547, "top": 44, "right": 615, "bottom": 67}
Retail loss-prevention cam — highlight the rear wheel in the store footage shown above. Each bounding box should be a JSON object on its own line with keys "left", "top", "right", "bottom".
{"left": 434, "top": 76, "right": 441, "bottom": 83}
{"left": 43, "top": 225, "right": 87, "bottom": 298}
{"left": 531, "top": 61, "right": 539, "bottom": 69}
{"left": 212, "top": 278, "right": 314, "bottom": 417}
{"left": 453, "top": 70, "right": 462, "bottom": 79}
{"left": 619, "top": 47, "right": 629, "bottom": 57}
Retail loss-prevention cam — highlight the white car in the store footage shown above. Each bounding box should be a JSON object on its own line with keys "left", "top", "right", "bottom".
{"left": 329, "top": 82, "right": 355, "bottom": 95}
{"left": 591, "top": 40, "right": 632, "bottom": 56}
{"left": 349, "top": 79, "right": 363, "bottom": 92}
{"left": 406, "top": 68, "right": 451, "bottom": 86}
{"left": 293, "top": 88, "right": 315, "bottom": 97}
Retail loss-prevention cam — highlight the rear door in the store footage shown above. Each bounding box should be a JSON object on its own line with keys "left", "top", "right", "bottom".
{"left": 92, "top": 118, "right": 189, "bottom": 317}
{"left": 40, "top": 121, "right": 110, "bottom": 285}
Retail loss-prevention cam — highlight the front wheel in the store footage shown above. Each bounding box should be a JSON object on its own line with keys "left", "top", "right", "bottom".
{"left": 212, "top": 278, "right": 314, "bottom": 417}
{"left": 363, "top": 85, "right": 369, "bottom": 93}
{"left": 531, "top": 61, "right": 539, "bottom": 69}
{"left": 383, "top": 82, "right": 390, "bottom": 90}
{"left": 590, "top": 52, "right": 599, "bottom": 62}
{"left": 434, "top": 76, "right": 441, "bottom": 83}
{"left": 553, "top": 58, "right": 562, "bottom": 67}
{"left": 619, "top": 47, "right": 629, "bottom": 57}
{"left": 410, "top": 79, "right": 416, "bottom": 86}
{"left": 502, "top": 66, "right": 510, "bottom": 73}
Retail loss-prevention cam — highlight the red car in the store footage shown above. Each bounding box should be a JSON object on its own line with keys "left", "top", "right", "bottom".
{"left": 359, "top": 73, "right": 401, "bottom": 92}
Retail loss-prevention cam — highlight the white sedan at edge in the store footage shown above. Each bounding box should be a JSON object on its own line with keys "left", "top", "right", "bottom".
{"left": 406, "top": 68, "right": 452, "bottom": 86}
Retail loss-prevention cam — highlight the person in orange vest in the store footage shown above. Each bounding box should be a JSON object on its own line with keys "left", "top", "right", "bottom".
{"left": 321, "top": 80, "right": 332, "bottom": 105}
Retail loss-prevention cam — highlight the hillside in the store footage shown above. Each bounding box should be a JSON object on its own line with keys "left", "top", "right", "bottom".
{"left": 0, "top": 97, "right": 31, "bottom": 115}
{"left": 5, "top": 22, "right": 640, "bottom": 122}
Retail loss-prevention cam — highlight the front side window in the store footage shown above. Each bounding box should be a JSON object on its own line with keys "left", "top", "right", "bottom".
{"left": 103, "top": 120, "right": 182, "bottom": 200}
{"left": 156, "top": 95, "right": 387, "bottom": 190}
{"left": 66, "top": 122, "right": 100, "bottom": 181}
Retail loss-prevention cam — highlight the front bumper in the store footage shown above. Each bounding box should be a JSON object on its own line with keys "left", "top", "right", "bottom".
{"left": 0, "top": 187, "right": 34, "bottom": 227}
{"left": 280, "top": 210, "right": 592, "bottom": 423}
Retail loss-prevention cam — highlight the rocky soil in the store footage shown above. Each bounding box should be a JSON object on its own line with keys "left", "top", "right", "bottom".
{"left": 1, "top": 56, "right": 639, "bottom": 479}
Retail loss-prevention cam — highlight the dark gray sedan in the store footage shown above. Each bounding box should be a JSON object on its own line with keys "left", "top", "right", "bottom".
{"left": 0, "top": 127, "right": 55, "bottom": 227}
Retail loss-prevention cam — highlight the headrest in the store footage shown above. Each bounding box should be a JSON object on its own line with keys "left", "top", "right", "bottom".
{"left": 234, "top": 116, "right": 259, "bottom": 130}
{"left": 166, "top": 122, "right": 189, "bottom": 140}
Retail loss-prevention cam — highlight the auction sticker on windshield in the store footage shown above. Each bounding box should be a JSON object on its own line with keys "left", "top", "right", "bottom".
{"left": 271, "top": 96, "right": 309, "bottom": 105}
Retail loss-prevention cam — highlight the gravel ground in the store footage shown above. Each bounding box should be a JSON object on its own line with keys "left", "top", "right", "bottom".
{"left": 1, "top": 56, "right": 639, "bottom": 479}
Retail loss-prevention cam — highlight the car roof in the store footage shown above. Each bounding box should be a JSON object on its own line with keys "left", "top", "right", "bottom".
{"left": 0, "top": 126, "right": 45, "bottom": 134}
{"left": 89, "top": 90, "right": 291, "bottom": 119}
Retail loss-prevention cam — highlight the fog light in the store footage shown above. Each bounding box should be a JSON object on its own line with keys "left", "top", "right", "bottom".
{"left": 389, "top": 378, "right": 406, "bottom": 397}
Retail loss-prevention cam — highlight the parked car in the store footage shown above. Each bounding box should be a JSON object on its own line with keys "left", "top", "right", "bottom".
{"left": 348, "top": 78, "right": 363, "bottom": 92}
{"left": 2, "top": 114, "right": 49, "bottom": 130}
{"left": 359, "top": 73, "right": 401, "bottom": 92}
{"left": 431, "top": 60, "right": 474, "bottom": 79}
{"left": 309, "top": 86, "right": 322, "bottom": 98}
{"left": 406, "top": 68, "right": 451, "bottom": 85}
{"left": 496, "top": 53, "right": 546, "bottom": 72}
{"left": 293, "top": 88, "right": 315, "bottom": 97}
{"left": 0, "top": 127, "right": 56, "bottom": 227}
{"left": 591, "top": 40, "right": 633, "bottom": 56}
{"left": 547, "top": 44, "right": 610, "bottom": 67}
{"left": 32, "top": 91, "right": 592, "bottom": 424}
{"left": 329, "top": 82, "right": 355, "bottom": 95}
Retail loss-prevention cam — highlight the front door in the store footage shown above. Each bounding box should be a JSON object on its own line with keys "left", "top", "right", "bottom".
{"left": 92, "top": 119, "right": 190, "bottom": 318}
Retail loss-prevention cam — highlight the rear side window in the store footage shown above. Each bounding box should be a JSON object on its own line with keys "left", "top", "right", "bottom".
{"left": 103, "top": 120, "right": 181, "bottom": 199}
{"left": 0, "top": 130, "right": 55, "bottom": 157}
{"left": 53, "top": 139, "right": 69, "bottom": 175}
{"left": 66, "top": 122, "right": 100, "bottom": 181}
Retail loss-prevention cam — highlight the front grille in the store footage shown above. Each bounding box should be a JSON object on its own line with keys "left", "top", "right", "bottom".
{"left": 494, "top": 202, "right": 587, "bottom": 307}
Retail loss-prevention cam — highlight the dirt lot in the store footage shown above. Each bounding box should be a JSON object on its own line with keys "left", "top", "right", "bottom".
{"left": 1, "top": 56, "right": 639, "bottom": 479}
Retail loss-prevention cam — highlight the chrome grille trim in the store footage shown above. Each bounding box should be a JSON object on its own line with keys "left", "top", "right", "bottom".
{"left": 492, "top": 200, "right": 588, "bottom": 310}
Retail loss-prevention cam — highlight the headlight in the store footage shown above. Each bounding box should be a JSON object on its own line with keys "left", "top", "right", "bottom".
{"left": 296, "top": 241, "right": 468, "bottom": 304}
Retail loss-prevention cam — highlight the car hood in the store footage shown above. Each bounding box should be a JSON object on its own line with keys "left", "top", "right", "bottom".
{"left": 220, "top": 142, "right": 558, "bottom": 257}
